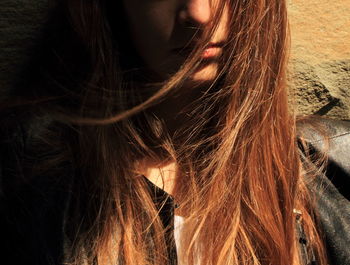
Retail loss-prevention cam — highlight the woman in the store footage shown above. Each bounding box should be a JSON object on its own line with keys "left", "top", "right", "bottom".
{"left": 1, "top": 0, "right": 349, "bottom": 264}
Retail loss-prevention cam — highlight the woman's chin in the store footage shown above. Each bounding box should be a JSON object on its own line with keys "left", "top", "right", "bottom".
{"left": 191, "top": 62, "right": 219, "bottom": 82}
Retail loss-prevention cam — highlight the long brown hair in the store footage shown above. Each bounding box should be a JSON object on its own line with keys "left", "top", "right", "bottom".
{"left": 17, "top": 0, "right": 328, "bottom": 264}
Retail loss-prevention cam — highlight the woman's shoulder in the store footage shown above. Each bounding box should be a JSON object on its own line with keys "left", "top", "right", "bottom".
{"left": 297, "top": 117, "right": 350, "bottom": 197}
{"left": 0, "top": 107, "right": 75, "bottom": 154}
{"left": 0, "top": 107, "right": 54, "bottom": 147}
{"left": 297, "top": 117, "right": 350, "bottom": 161}
{"left": 0, "top": 107, "right": 76, "bottom": 190}
{"left": 0, "top": 108, "right": 43, "bottom": 180}
{"left": 297, "top": 117, "right": 350, "bottom": 152}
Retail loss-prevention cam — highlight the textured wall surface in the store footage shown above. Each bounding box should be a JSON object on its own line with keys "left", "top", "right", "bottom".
{"left": 288, "top": 0, "right": 350, "bottom": 119}
{"left": 1, "top": 1, "right": 349, "bottom": 119}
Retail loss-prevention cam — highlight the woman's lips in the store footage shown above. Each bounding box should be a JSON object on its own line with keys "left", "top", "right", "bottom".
{"left": 202, "top": 46, "right": 221, "bottom": 59}
{"left": 173, "top": 43, "right": 223, "bottom": 59}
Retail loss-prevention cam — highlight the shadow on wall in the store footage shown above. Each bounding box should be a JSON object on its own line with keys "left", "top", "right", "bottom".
{"left": 288, "top": 60, "right": 350, "bottom": 120}
{"left": 0, "top": 0, "right": 50, "bottom": 99}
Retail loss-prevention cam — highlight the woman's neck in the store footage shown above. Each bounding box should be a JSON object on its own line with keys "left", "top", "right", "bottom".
{"left": 138, "top": 159, "right": 178, "bottom": 196}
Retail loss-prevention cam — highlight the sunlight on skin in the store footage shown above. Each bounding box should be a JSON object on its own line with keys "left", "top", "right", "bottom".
{"left": 192, "top": 62, "right": 219, "bottom": 81}
{"left": 140, "top": 161, "right": 178, "bottom": 196}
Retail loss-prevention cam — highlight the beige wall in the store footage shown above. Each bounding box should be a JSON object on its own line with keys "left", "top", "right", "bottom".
{"left": 288, "top": 0, "right": 350, "bottom": 119}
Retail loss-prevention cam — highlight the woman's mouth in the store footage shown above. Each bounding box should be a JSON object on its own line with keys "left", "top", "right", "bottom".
{"left": 173, "top": 42, "right": 224, "bottom": 60}
{"left": 201, "top": 42, "right": 224, "bottom": 59}
{"left": 202, "top": 46, "right": 221, "bottom": 59}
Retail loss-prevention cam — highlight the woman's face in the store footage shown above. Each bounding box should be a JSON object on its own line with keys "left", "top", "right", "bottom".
{"left": 122, "top": 0, "right": 228, "bottom": 82}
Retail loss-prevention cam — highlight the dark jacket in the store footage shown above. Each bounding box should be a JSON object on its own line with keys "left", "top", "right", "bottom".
{"left": 297, "top": 118, "right": 350, "bottom": 265}
{"left": 0, "top": 111, "right": 349, "bottom": 265}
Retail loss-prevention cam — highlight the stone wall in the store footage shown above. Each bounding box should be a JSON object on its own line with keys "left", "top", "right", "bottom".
{"left": 1, "top": 1, "right": 349, "bottom": 119}
{"left": 288, "top": 0, "right": 350, "bottom": 119}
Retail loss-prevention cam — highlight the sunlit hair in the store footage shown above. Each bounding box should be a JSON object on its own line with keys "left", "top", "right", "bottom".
{"left": 16, "top": 0, "right": 328, "bottom": 264}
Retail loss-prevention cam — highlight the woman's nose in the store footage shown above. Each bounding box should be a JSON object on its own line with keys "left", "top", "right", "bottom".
{"left": 178, "top": 0, "right": 211, "bottom": 26}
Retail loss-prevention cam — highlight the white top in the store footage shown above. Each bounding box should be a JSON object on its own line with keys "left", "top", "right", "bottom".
{"left": 174, "top": 215, "right": 185, "bottom": 254}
